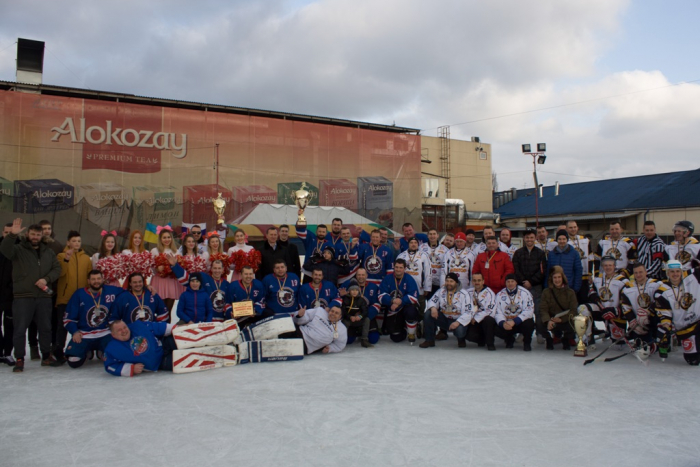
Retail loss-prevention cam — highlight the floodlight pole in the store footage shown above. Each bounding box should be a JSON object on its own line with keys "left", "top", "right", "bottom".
{"left": 522, "top": 149, "right": 545, "bottom": 227}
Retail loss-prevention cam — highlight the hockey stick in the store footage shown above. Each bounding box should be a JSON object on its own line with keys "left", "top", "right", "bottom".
{"left": 603, "top": 350, "right": 633, "bottom": 363}
{"left": 583, "top": 336, "right": 625, "bottom": 365}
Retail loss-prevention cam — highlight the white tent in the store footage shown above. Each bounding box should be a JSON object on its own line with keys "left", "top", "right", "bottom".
{"left": 228, "top": 204, "right": 400, "bottom": 237}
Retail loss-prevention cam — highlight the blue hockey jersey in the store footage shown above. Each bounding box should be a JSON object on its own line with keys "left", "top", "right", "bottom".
{"left": 104, "top": 321, "right": 173, "bottom": 376}
{"left": 227, "top": 279, "right": 266, "bottom": 318}
{"left": 296, "top": 225, "right": 330, "bottom": 268}
{"left": 199, "top": 274, "right": 230, "bottom": 322}
{"left": 358, "top": 243, "right": 394, "bottom": 285}
{"left": 63, "top": 285, "right": 124, "bottom": 338}
{"left": 111, "top": 290, "right": 169, "bottom": 324}
{"left": 379, "top": 273, "right": 419, "bottom": 315}
{"left": 298, "top": 281, "right": 342, "bottom": 309}
{"left": 262, "top": 273, "right": 301, "bottom": 314}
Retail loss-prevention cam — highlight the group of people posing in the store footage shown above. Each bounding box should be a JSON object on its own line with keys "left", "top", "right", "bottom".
{"left": 1, "top": 214, "right": 698, "bottom": 377}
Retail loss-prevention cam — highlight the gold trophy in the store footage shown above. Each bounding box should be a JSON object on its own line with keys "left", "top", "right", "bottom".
{"left": 572, "top": 314, "right": 590, "bottom": 357}
{"left": 213, "top": 192, "right": 227, "bottom": 230}
{"left": 293, "top": 182, "right": 312, "bottom": 226}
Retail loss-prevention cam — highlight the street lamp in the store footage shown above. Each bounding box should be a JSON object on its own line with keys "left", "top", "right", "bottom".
{"left": 522, "top": 143, "right": 547, "bottom": 227}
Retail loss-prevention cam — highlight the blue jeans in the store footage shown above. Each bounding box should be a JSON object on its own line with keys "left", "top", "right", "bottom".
{"left": 423, "top": 311, "right": 466, "bottom": 342}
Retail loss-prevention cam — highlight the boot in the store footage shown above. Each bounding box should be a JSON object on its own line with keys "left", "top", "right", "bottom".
{"left": 13, "top": 358, "right": 24, "bottom": 373}
{"left": 505, "top": 337, "right": 514, "bottom": 349}
{"left": 545, "top": 336, "right": 554, "bottom": 350}
{"left": 419, "top": 340, "right": 435, "bottom": 348}
{"left": 457, "top": 338, "right": 466, "bottom": 348}
{"left": 30, "top": 346, "right": 40, "bottom": 361}
{"left": 361, "top": 339, "right": 374, "bottom": 348}
{"left": 562, "top": 339, "right": 571, "bottom": 351}
{"left": 42, "top": 353, "right": 63, "bottom": 367}
{"left": 435, "top": 330, "right": 448, "bottom": 341}
{"left": 523, "top": 342, "right": 532, "bottom": 352}
{"left": 487, "top": 344, "right": 496, "bottom": 351}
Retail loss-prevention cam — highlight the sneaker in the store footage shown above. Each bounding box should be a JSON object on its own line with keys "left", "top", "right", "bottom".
{"left": 42, "top": 354, "right": 64, "bottom": 367}
{"left": 13, "top": 358, "right": 24, "bottom": 373}
{"left": 435, "top": 330, "right": 448, "bottom": 341}
{"left": 418, "top": 340, "right": 435, "bottom": 348}
{"left": 4, "top": 355, "right": 16, "bottom": 366}
{"left": 524, "top": 343, "right": 532, "bottom": 352}
{"left": 487, "top": 344, "right": 496, "bottom": 351}
{"left": 457, "top": 338, "right": 466, "bottom": 348}
{"left": 360, "top": 339, "right": 374, "bottom": 348}
{"left": 30, "top": 346, "right": 40, "bottom": 361}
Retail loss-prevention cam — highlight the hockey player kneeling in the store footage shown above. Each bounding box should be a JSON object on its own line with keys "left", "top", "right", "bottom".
{"left": 655, "top": 260, "right": 700, "bottom": 365}
{"left": 104, "top": 320, "right": 177, "bottom": 377}
{"left": 419, "top": 272, "right": 473, "bottom": 348}
{"left": 378, "top": 259, "right": 420, "bottom": 344}
{"left": 495, "top": 274, "right": 535, "bottom": 351}
{"left": 289, "top": 306, "right": 347, "bottom": 354}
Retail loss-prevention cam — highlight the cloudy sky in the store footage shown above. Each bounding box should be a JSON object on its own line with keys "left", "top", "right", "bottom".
{"left": 1, "top": 0, "right": 698, "bottom": 191}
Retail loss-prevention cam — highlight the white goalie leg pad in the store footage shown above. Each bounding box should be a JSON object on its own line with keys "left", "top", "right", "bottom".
{"left": 235, "top": 315, "right": 296, "bottom": 344}
{"left": 237, "top": 339, "right": 304, "bottom": 364}
{"left": 173, "top": 320, "right": 240, "bottom": 349}
{"left": 172, "top": 345, "right": 237, "bottom": 374}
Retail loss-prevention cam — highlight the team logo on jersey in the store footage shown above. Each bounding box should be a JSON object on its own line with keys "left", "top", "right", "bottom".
{"left": 87, "top": 304, "right": 110, "bottom": 328}
{"left": 676, "top": 250, "right": 692, "bottom": 264}
{"left": 130, "top": 306, "right": 153, "bottom": 323}
{"left": 365, "top": 256, "right": 383, "bottom": 275}
{"left": 210, "top": 291, "right": 226, "bottom": 312}
{"left": 277, "top": 287, "right": 295, "bottom": 307}
{"left": 130, "top": 336, "right": 149, "bottom": 356}
{"left": 637, "top": 293, "right": 652, "bottom": 309}
{"left": 682, "top": 336, "right": 696, "bottom": 353}
{"left": 680, "top": 293, "right": 696, "bottom": 311}
{"left": 453, "top": 255, "right": 464, "bottom": 268}
{"left": 606, "top": 248, "right": 622, "bottom": 260}
{"left": 430, "top": 252, "right": 440, "bottom": 264}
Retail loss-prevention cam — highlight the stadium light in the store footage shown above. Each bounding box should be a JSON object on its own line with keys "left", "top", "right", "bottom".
{"left": 521, "top": 142, "right": 548, "bottom": 227}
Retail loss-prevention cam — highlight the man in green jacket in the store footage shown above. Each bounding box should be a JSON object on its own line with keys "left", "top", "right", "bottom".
{"left": 0, "top": 218, "right": 62, "bottom": 373}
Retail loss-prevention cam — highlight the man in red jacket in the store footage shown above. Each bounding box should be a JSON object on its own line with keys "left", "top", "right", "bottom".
{"left": 472, "top": 236, "right": 514, "bottom": 294}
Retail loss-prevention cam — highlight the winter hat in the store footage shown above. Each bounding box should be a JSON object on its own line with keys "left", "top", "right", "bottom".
{"left": 445, "top": 272, "right": 460, "bottom": 284}
{"left": 555, "top": 229, "right": 568, "bottom": 240}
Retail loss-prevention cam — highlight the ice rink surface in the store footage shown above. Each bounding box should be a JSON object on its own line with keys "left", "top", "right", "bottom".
{"left": 1, "top": 339, "right": 699, "bottom": 467}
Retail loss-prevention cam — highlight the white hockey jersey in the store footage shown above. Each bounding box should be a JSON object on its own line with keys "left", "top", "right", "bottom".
{"left": 426, "top": 287, "right": 475, "bottom": 326}
{"left": 665, "top": 238, "right": 700, "bottom": 271}
{"left": 397, "top": 249, "right": 432, "bottom": 294}
{"left": 655, "top": 271, "right": 700, "bottom": 335}
{"left": 589, "top": 273, "right": 627, "bottom": 309}
{"left": 293, "top": 307, "right": 348, "bottom": 354}
{"left": 419, "top": 243, "right": 450, "bottom": 286}
{"left": 494, "top": 286, "right": 534, "bottom": 324}
{"left": 499, "top": 241, "right": 517, "bottom": 260}
{"left": 470, "top": 287, "right": 497, "bottom": 322}
{"left": 568, "top": 235, "right": 591, "bottom": 276}
{"left": 467, "top": 242, "right": 487, "bottom": 257}
{"left": 441, "top": 248, "right": 475, "bottom": 289}
{"left": 596, "top": 236, "right": 635, "bottom": 272}
{"left": 535, "top": 238, "right": 557, "bottom": 256}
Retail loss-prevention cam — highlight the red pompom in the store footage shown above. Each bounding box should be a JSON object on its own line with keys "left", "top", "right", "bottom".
{"left": 96, "top": 254, "right": 125, "bottom": 283}
{"left": 154, "top": 253, "right": 174, "bottom": 278}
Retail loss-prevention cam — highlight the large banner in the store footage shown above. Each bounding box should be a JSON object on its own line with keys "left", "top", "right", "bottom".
{"left": 0, "top": 90, "right": 421, "bottom": 243}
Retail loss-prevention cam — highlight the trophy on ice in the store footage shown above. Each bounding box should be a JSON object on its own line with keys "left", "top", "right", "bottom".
{"left": 213, "top": 193, "right": 227, "bottom": 231}
{"left": 572, "top": 313, "right": 590, "bottom": 357}
{"left": 293, "top": 182, "right": 313, "bottom": 226}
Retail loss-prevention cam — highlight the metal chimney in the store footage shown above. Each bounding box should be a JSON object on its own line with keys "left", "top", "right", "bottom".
{"left": 16, "top": 38, "right": 44, "bottom": 86}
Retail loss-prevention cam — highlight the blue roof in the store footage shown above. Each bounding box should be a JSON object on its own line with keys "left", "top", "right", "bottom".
{"left": 495, "top": 168, "right": 700, "bottom": 219}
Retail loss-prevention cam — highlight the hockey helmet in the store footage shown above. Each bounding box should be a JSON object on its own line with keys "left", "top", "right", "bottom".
{"left": 673, "top": 220, "right": 695, "bottom": 237}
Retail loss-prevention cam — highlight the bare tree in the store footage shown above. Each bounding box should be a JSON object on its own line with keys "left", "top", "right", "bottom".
{"left": 491, "top": 171, "right": 498, "bottom": 192}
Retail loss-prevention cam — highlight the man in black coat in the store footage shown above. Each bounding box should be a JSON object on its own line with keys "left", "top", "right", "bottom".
{"left": 0, "top": 222, "right": 17, "bottom": 365}
{"left": 278, "top": 224, "right": 302, "bottom": 279}
{"left": 512, "top": 229, "right": 547, "bottom": 343}
{"left": 256, "top": 227, "right": 293, "bottom": 281}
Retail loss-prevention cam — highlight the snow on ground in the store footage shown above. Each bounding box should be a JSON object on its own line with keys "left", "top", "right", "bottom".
{"left": 1, "top": 339, "right": 698, "bottom": 467}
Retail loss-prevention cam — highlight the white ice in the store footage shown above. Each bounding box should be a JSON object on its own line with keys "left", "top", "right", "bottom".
{"left": 1, "top": 338, "right": 699, "bottom": 467}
